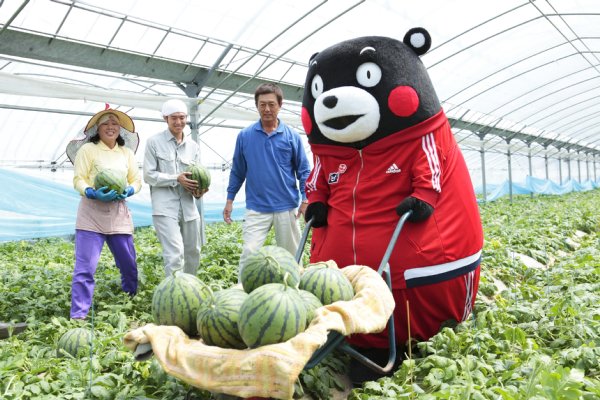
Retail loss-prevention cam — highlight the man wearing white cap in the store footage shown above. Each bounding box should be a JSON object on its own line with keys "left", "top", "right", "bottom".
{"left": 143, "top": 99, "right": 207, "bottom": 276}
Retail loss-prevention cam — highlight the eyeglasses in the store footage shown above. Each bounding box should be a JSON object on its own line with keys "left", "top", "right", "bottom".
{"left": 258, "top": 102, "right": 279, "bottom": 110}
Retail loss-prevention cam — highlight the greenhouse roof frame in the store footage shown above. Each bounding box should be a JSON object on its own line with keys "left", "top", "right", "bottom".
{"left": 1, "top": 0, "right": 600, "bottom": 168}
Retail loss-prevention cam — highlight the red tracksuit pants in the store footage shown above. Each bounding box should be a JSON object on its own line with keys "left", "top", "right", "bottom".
{"left": 348, "top": 266, "right": 480, "bottom": 348}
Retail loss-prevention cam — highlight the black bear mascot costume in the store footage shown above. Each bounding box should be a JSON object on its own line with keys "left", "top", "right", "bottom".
{"left": 302, "top": 29, "right": 484, "bottom": 381}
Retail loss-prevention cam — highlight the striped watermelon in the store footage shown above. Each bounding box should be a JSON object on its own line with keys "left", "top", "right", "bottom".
{"left": 197, "top": 287, "right": 248, "bottom": 349}
{"left": 152, "top": 272, "right": 211, "bottom": 336}
{"left": 299, "top": 289, "right": 323, "bottom": 324}
{"left": 299, "top": 262, "right": 354, "bottom": 305}
{"left": 240, "top": 245, "right": 301, "bottom": 293}
{"left": 186, "top": 163, "right": 211, "bottom": 190}
{"left": 238, "top": 282, "right": 307, "bottom": 348}
{"left": 94, "top": 168, "right": 127, "bottom": 193}
{"left": 57, "top": 327, "right": 91, "bottom": 358}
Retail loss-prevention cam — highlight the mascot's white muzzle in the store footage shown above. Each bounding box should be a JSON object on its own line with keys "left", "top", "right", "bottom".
{"left": 314, "top": 86, "right": 380, "bottom": 143}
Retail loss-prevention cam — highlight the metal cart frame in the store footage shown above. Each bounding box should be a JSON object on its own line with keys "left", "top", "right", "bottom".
{"left": 299, "top": 211, "right": 412, "bottom": 373}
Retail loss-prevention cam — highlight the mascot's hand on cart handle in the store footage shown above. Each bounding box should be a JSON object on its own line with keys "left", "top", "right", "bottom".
{"left": 305, "top": 202, "right": 328, "bottom": 227}
{"left": 396, "top": 196, "right": 433, "bottom": 222}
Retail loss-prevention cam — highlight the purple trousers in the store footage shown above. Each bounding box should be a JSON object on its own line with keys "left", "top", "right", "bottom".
{"left": 70, "top": 230, "right": 138, "bottom": 319}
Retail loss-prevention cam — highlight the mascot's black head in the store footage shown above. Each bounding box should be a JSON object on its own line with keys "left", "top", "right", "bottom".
{"left": 301, "top": 28, "right": 441, "bottom": 149}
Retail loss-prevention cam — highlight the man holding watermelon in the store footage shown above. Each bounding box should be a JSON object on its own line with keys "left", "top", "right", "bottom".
{"left": 223, "top": 83, "right": 311, "bottom": 277}
{"left": 143, "top": 99, "right": 207, "bottom": 277}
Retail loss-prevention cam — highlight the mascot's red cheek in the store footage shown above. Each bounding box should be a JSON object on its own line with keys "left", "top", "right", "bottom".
{"left": 388, "top": 86, "right": 419, "bottom": 117}
{"left": 301, "top": 107, "right": 312, "bottom": 135}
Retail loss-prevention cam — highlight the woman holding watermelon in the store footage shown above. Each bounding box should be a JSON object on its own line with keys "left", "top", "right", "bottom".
{"left": 66, "top": 108, "right": 142, "bottom": 320}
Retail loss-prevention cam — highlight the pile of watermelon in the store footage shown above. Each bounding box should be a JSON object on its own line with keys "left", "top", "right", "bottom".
{"left": 150, "top": 245, "right": 355, "bottom": 350}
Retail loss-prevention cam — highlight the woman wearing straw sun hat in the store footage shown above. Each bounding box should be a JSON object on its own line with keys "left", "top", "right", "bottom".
{"left": 66, "top": 107, "right": 142, "bottom": 320}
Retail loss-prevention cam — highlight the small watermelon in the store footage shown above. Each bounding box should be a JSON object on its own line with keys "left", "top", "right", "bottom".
{"left": 299, "top": 262, "right": 354, "bottom": 305}
{"left": 187, "top": 163, "right": 211, "bottom": 190}
{"left": 299, "top": 289, "right": 323, "bottom": 325}
{"left": 238, "top": 281, "right": 307, "bottom": 348}
{"left": 94, "top": 168, "right": 127, "bottom": 193}
{"left": 197, "top": 287, "right": 248, "bottom": 349}
{"left": 152, "top": 272, "right": 211, "bottom": 336}
{"left": 57, "top": 327, "right": 91, "bottom": 358}
{"left": 240, "top": 245, "right": 301, "bottom": 293}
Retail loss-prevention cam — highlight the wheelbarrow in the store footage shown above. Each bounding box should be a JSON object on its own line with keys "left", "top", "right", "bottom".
{"left": 297, "top": 210, "right": 412, "bottom": 374}
{"left": 129, "top": 213, "right": 412, "bottom": 400}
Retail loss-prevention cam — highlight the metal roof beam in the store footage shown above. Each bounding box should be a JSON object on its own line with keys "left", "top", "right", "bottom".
{"left": 0, "top": 28, "right": 305, "bottom": 102}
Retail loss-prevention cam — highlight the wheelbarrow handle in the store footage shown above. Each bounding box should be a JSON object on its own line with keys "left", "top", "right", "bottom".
{"left": 377, "top": 210, "right": 412, "bottom": 275}
{"left": 295, "top": 217, "right": 313, "bottom": 263}
{"left": 296, "top": 212, "right": 412, "bottom": 266}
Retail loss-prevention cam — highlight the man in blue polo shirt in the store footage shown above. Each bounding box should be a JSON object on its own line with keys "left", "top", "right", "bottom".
{"left": 223, "top": 83, "right": 311, "bottom": 275}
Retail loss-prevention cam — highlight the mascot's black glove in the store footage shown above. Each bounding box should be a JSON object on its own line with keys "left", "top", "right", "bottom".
{"left": 305, "top": 202, "right": 328, "bottom": 228}
{"left": 396, "top": 196, "right": 434, "bottom": 222}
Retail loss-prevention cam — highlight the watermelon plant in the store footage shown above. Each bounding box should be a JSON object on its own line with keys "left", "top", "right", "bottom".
{"left": 1, "top": 192, "right": 599, "bottom": 399}
{"left": 152, "top": 271, "right": 212, "bottom": 337}
{"left": 93, "top": 168, "right": 127, "bottom": 193}
{"left": 240, "top": 245, "right": 301, "bottom": 293}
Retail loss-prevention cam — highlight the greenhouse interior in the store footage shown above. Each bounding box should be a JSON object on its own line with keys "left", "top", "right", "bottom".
{"left": 1, "top": 0, "right": 599, "bottom": 399}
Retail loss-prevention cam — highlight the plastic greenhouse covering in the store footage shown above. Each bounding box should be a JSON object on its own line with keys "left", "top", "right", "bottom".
{"left": 1, "top": 0, "right": 600, "bottom": 241}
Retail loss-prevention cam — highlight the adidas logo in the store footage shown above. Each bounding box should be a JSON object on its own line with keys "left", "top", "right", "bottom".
{"left": 386, "top": 163, "right": 401, "bottom": 174}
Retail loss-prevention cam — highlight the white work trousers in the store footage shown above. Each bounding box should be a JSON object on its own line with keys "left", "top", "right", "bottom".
{"left": 239, "top": 209, "right": 301, "bottom": 277}
{"left": 153, "top": 212, "right": 201, "bottom": 277}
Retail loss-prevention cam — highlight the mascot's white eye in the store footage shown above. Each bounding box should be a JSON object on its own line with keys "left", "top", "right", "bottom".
{"left": 356, "top": 62, "right": 381, "bottom": 88}
{"left": 311, "top": 74, "right": 324, "bottom": 99}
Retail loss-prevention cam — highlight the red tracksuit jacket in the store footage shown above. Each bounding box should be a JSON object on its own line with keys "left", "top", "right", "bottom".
{"left": 306, "top": 111, "right": 483, "bottom": 289}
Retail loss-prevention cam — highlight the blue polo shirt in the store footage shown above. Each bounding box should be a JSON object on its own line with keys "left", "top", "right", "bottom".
{"left": 227, "top": 119, "right": 311, "bottom": 213}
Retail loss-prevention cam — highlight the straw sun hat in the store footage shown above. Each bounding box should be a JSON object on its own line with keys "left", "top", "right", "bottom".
{"left": 66, "top": 108, "right": 139, "bottom": 164}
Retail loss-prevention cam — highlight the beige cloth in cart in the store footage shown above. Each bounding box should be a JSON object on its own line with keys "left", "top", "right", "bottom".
{"left": 123, "top": 263, "right": 395, "bottom": 400}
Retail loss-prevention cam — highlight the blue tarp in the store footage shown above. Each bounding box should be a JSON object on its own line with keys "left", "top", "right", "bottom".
{"left": 0, "top": 168, "right": 245, "bottom": 242}
{"left": 477, "top": 176, "right": 600, "bottom": 202}
{"left": 3, "top": 167, "right": 598, "bottom": 242}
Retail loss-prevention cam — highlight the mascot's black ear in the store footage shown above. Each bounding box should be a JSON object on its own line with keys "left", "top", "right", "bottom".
{"left": 309, "top": 52, "right": 319, "bottom": 63}
{"left": 403, "top": 27, "right": 431, "bottom": 56}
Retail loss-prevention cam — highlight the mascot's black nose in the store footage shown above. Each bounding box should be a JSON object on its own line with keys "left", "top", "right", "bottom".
{"left": 323, "top": 95, "right": 338, "bottom": 109}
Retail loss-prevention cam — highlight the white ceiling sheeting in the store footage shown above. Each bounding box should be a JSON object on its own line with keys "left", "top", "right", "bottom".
{"left": 1, "top": 0, "right": 600, "bottom": 184}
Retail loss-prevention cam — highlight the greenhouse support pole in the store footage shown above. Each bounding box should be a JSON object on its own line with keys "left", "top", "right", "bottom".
{"left": 567, "top": 150, "right": 572, "bottom": 182}
{"left": 177, "top": 44, "right": 233, "bottom": 247}
{"left": 558, "top": 155, "right": 563, "bottom": 185}
{"left": 507, "top": 146, "right": 513, "bottom": 202}
{"left": 527, "top": 146, "right": 533, "bottom": 198}
{"left": 544, "top": 152, "right": 549, "bottom": 180}
{"left": 594, "top": 156, "right": 597, "bottom": 182}
{"left": 480, "top": 136, "right": 487, "bottom": 202}
{"left": 577, "top": 152, "right": 581, "bottom": 183}
{"left": 585, "top": 153, "right": 589, "bottom": 181}
{"left": 189, "top": 102, "right": 206, "bottom": 246}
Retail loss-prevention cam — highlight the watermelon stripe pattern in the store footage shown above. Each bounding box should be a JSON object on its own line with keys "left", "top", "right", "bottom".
{"left": 299, "top": 263, "right": 354, "bottom": 305}
{"left": 94, "top": 169, "right": 127, "bottom": 193}
{"left": 152, "top": 272, "right": 211, "bottom": 337}
{"left": 238, "top": 283, "right": 307, "bottom": 348}
{"left": 299, "top": 289, "right": 323, "bottom": 324}
{"left": 197, "top": 288, "right": 248, "bottom": 349}
{"left": 241, "top": 246, "right": 301, "bottom": 293}
{"left": 57, "top": 327, "right": 91, "bottom": 358}
{"left": 187, "top": 164, "right": 211, "bottom": 190}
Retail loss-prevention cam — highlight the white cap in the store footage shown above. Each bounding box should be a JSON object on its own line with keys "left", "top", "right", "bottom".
{"left": 161, "top": 99, "right": 188, "bottom": 116}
